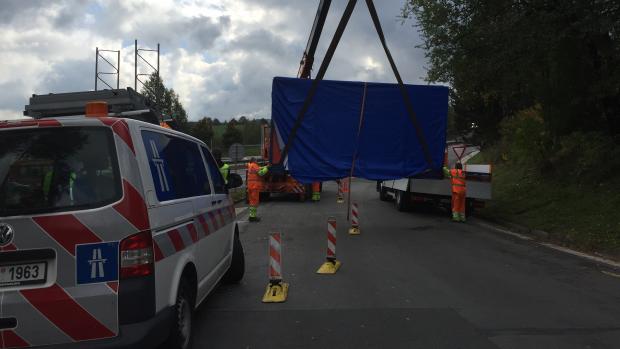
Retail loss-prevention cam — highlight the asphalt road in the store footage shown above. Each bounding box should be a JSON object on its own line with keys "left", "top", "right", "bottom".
{"left": 191, "top": 179, "right": 620, "bottom": 349}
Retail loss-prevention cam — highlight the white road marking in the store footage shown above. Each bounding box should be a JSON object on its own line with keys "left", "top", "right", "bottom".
{"left": 473, "top": 219, "right": 620, "bottom": 269}
{"left": 601, "top": 270, "right": 620, "bottom": 279}
{"left": 539, "top": 243, "right": 620, "bottom": 269}
{"left": 473, "top": 220, "right": 533, "bottom": 241}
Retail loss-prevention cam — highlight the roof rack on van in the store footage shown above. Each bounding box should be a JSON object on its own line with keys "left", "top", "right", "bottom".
{"left": 23, "top": 87, "right": 163, "bottom": 125}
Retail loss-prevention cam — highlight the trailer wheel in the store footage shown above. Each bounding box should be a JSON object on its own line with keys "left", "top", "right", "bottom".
{"left": 379, "top": 187, "right": 390, "bottom": 202}
{"left": 395, "top": 190, "right": 409, "bottom": 212}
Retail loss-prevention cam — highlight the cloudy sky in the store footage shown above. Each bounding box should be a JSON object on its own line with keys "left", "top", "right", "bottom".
{"left": 0, "top": 0, "right": 427, "bottom": 121}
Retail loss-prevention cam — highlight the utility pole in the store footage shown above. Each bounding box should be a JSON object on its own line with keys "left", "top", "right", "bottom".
{"left": 95, "top": 47, "right": 120, "bottom": 91}
{"left": 134, "top": 39, "right": 162, "bottom": 119}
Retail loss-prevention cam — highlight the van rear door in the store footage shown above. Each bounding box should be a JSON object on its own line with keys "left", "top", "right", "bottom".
{"left": 0, "top": 124, "right": 124, "bottom": 347}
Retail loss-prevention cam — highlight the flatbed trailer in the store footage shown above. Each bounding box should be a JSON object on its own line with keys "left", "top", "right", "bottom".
{"left": 378, "top": 146, "right": 492, "bottom": 214}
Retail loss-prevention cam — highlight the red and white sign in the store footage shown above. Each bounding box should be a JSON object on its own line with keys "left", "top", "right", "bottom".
{"left": 269, "top": 233, "right": 282, "bottom": 281}
{"left": 351, "top": 203, "right": 359, "bottom": 228}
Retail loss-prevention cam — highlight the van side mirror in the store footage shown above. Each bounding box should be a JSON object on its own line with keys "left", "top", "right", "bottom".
{"left": 226, "top": 173, "right": 243, "bottom": 189}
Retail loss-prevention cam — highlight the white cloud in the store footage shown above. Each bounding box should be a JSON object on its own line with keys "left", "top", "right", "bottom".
{"left": 0, "top": 0, "right": 427, "bottom": 121}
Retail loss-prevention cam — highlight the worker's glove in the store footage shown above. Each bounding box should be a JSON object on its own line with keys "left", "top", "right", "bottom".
{"left": 258, "top": 166, "right": 269, "bottom": 176}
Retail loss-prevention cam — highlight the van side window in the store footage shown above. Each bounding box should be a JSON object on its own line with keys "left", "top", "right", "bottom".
{"left": 142, "top": 131, "right": 211, "bottom": 201}
{"left": 201, "top": 147, "right": 226, "bottom": 194}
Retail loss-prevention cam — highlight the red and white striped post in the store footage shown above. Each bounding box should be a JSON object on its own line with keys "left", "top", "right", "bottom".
{"left": 263, "top": 232, "right": 289, "bottom": 303}
{"left": 317, "top": 217, "right": 341, "bottom": 274}
{"left": 326, "top": 217, "right": 337, "bottom": 261}
{"left": 349, "top": 202, "right": 360, "bottom": 235}
{"left": 337, "top": 180, "right": 344, "bottom": 203}
{"left": 269, "top": 232, "right": 282, "bottom": 282}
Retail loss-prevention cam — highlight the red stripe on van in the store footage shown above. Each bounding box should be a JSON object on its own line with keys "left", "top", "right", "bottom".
{"left": 20, "top": 284, "right": 115, "bottom": 341}
{"left": 208, "top": 212, "right": 219, "bottom": 230}
{"left": 33, "top": 215, "right": 101, "bottom": 256}
{"left": 217, "top": 209, "right": 226, "bottom": 227}
{"left": 113, "top": 180, "right": 149, "bottom": 232}
{"left": 107, "top": 282, "right": 118, "bottom": 293}
{"left": 197, "top": 214, "right": 210, "bottom": 236}
{"left": 98, "top": 118, "right": 135, "bottom": 154}
{"left": 2, "top": 330, "right": 29, "bottom": 348}
{"left": 168, "top": 230, "right": 185, "bottom": 252}
{"left": 153, "top": 242, "right": 164, "bottom": 262}
{"left": 111, "top": 120, "right": 135, "bottom": 154}
{"left": 0, "top": 119, "right": 60, "bottom": 129}
{"left": 1, "top": 244, "right": 16, "bottom": 252}
{"left": 187, "top": 224, "right": 198, "bottom": 243}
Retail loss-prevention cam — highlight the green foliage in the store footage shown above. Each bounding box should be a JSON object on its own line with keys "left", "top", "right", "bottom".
{"left": 402, "top": 0, "right": 620, "bottom": 145}
{"left": 480, "top": 151, "right": 620, "bottom": 254}
{"left": 498, "top": 105, "right": 551, "bottom": 170}
{"left": 141, "top": 73, "right": 188, "bottom": 130}
{"left": 190, "top": 117, "right": 214, "bottom": 145}
{"left": 551, "top": 131, "right": 620, "bottom": 183}
{"left": 222, "top": 122, "right": 243, "bottom": 150}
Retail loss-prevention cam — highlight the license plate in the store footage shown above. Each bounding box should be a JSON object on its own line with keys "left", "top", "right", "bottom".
{"left": 0, "top": 262, "right": 47, "bottom": 288}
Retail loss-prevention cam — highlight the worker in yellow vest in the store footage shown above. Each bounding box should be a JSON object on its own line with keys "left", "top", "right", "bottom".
{"left": 443, "top": 162, "right": 467, "bottom": 222}
{"left": 213, "top": 149, "right": 230, "bottom": 184}
{"left": 42, "top": 165, "right": 76, "bottom": 204}
{"left": 247, "top": 158, "right": 269, "bottom": 222}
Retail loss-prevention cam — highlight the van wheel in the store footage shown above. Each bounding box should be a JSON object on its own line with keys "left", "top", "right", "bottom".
{"left": 166, "top": 280, "right": 194, "bottom": 349}
{"left": 223, "top": 231, "right": 245, "bottom": 283}
{"left": 395, "top": 190, "right": 408, "bottom": 212}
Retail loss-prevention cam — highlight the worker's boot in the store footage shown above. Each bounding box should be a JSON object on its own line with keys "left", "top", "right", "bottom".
{"left": 312, "top": 192, "right": 320, "bottom": 202}
{"left": 460, "top": 213, "right": 466, "bottom": 223}
{"left": 248, "top": 207, "right": 261, "bottom": 222}
{"left": 451, "top": 212, "right": 460, "bottom": 222}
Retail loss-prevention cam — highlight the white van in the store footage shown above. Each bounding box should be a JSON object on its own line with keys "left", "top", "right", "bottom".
{"left": 0, "top": 113, "right": 244, "bottom": 348}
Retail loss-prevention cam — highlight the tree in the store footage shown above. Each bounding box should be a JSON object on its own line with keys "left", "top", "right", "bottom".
{"left": 191, "top": 117, "right": 214, "bottom": 145}
{"left": 141, "top": 73, "right": 189, "bottom": 130}
{"left": 222, "top": 122, "right": 243, "bottom": 150}
{"left": 402, "top": 0, "right": 620, "bottom": 145}
{"left": 241, "top": 119, "right": 262, "bottom": 145}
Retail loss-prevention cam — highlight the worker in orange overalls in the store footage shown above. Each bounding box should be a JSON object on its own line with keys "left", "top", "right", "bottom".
{"left": 311, "top": 182, "right": 321, "bottom": 202}
{"left": 443, "top": 162, "right": 467, "bottom": 222}
{"left": 247, "top": 158, "right": 269, "bottom": 222}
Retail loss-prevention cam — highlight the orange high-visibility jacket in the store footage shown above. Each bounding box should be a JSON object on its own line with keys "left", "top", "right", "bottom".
{"left": 449, "top": 168, "right": 466, "bottom": 194}
{"left": 247, "top": 162, "right": 268, "bottom": 190}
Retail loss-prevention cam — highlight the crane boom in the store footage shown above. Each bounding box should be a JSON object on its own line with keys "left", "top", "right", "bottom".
{"left": 297, "top": 0, "right": 332, "bottom": 79}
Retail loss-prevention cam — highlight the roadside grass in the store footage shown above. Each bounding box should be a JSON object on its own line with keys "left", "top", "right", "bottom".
{"left": 471, "top": 153, "right": 620, "bottom": 256}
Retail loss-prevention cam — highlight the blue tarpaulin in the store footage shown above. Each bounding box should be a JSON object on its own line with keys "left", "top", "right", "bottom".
{"left": 271, "top": 77, "right": 448, "bottom": 184}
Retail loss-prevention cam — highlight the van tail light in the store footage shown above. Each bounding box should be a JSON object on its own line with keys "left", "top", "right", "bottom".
{"left": 120, "top": 231, "right": 154, "bottom": 279}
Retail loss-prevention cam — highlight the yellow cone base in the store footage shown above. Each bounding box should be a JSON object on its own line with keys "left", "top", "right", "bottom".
{"left": 337, "top": 197, "right": 344, "bottom": 204}
{"left": 316, "top": 260, "right": 341, "bottom": 274}
{"left": 348, "top": 226, "right": 361, "bottom": 235}
{"left": 262, "top": 282, "right": 289, "bottom": 303}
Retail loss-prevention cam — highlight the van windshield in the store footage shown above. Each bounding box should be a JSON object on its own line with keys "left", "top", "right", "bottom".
{"left": 0, "top": 126, "right": 122, "bottom": 216}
